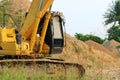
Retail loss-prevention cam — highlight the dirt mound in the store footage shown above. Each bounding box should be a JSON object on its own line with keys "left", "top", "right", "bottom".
{"left": 104, "top": 39, "right": 120, "bottom": 55}
{"left": 52, "top": 34, "right": 120, "bottom": 70}
{"left": 9, "top": 0, "right": 31, "bottom": 14}
{"left": 0, "top": 0, "right": 31, "bottom": 26}
{"left": 52, "top": 34, "right": 89, "bottom": 64}
{"left": 85, "top": 40, "right": 117, "bottom": 58}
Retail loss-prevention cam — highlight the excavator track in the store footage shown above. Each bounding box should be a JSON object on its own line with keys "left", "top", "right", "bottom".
{"left": 0, "top": 58, "right": 85, "bottom": 80}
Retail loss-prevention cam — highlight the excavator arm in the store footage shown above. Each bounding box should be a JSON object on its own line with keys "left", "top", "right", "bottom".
{"left": 20, "top": 0, "right": 54, "bottom": 52}
{"left": 20, "top": 0, "right": 53, "bottom": 36}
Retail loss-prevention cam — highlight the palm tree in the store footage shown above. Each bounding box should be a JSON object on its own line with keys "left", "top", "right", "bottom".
{"left": 104, "top": 0, "right": 120, "bottom": 26}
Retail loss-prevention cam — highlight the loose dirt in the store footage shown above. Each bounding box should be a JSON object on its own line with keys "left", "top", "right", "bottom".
{"left": 52, "top": 34, "right": 120, "bottom": 79}
{"left": 104, "top": 39, "right": 120, "bottom": 55}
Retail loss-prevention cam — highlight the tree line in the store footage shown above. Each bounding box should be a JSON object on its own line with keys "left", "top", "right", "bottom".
{"left": 75, "top": 0, "right": 120, "bottom": 44}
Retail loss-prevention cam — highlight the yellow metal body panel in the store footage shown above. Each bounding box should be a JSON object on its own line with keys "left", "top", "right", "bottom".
{"left": 1, "top": 42, "right": 18, "bottom": 50}
{"left": 0, "top": 50, "right": 18, "bottom": 55}
{"left": 0, "top": 27, "right": 16, "bottom": 42}
{"left": 0, "top": 27, "right": 31, "bottom": 55}
{"left": 0, "top": 50, "right": 31, "bottom": 55}
{"left": 0, "top": 41, "right": 31, "bottom": 55}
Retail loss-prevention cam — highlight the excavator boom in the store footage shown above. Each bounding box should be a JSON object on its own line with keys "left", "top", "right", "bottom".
{"left": 20, "top": 0, "right": 54, "bottom": 52}
{"left": 20, "top": 0, "right": 53, "bottom": 36}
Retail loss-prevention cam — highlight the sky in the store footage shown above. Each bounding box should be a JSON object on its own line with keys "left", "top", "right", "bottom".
{"left": 51, "top": 0, "right": 115, "bottom": 38}
{"left": 29, "top": 0, "right": 115, "bottom": 38}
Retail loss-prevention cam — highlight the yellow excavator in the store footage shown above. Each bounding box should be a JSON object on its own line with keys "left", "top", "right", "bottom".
{"left": 0, "top": 0, "right": 85, "bottom": 79}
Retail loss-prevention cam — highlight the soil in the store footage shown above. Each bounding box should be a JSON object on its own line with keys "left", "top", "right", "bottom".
{"left": 104, "top": 39, "right": 120, "bottom": 55}
{"left": 52, "top": 34, "right": 120, "bottom": 79}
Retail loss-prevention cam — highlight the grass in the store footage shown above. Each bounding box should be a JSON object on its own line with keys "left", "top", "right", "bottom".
{"left": 0, "top": 64, "right": 117, "bottom": 80}
{"left": 0, "top": 69, "right": 116, "bottom": 80}
{"left": 0, "top": 67, "right": 60, "bottom": 80}
{"left": 1, "top": 66, "right": 27, "bottom": 80}
{"left": 80, "top": 74, "right": 116, "bottom": 80}
{"left": 0, "top": 64, "right": 83, "bottom": 80}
